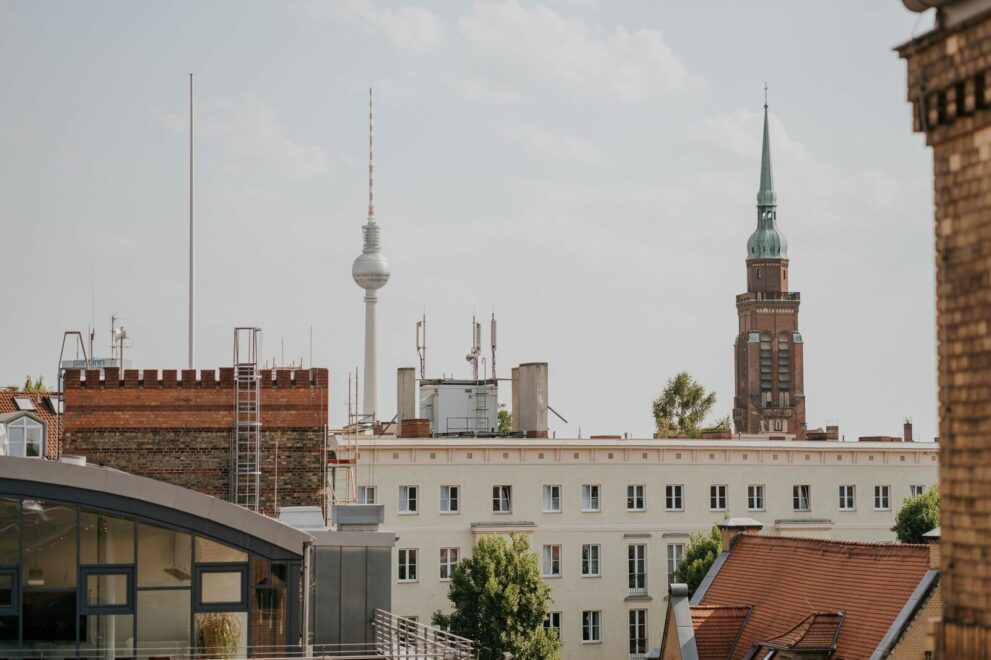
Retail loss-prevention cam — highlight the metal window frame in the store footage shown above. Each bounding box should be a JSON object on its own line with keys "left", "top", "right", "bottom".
{"left": 193, "top": 563, "right": 249, "bottom": 613}
{"left": 79, "top": 565, "right": 135, "bottom": 615}
{"left": 0, "top": 568, "right": 18, "bottom": 615}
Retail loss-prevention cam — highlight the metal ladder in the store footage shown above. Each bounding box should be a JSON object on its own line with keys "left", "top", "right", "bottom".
{"left": 232, "top": 327, "right": 262, "bottom": 511}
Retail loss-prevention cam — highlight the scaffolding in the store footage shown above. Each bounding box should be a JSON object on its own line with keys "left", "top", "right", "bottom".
{"left": 232, "top": 327, "right": 262, "bottom": 511}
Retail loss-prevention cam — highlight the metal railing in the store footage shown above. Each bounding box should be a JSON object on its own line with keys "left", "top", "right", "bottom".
{"left": 373, "top": 609, "right": 476, "bottom": 659}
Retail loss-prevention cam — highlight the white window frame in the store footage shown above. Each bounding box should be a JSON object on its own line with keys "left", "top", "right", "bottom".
{"left": 356, "top": 485, "right": 376, "bottom": 505}
{"left": 440, "top": 485, "right": 460, "bottom": 514}
{"left": 628, "top": 544, "right": 647, "bottom": 594}
{"left": 542, "top": 544, "right": 561, "bottom": 578}
{"left": 398, "top": 548, "right": 418, "bottom": 583}
{"left": 582, "top": 610, "right": 601, "bottom": 643}
{"left": 581, "top": 484, "right": 601, "bottom": 512}
{"left": 399, "top": 485, "right": 418, "bottom": 515}
{"left": 710, "top": 484, "right": 727, "bottom": 511}
{"left": 627, "top": 484, "right": 646, "bottom": 512}
{"left": 544, "top": 611, "right": 561, "bottom": 635}
{"left": 874, "top": 485, "right": 891, "bottom": 511}
{"left": 542, "top": 485, "right": 562, "bottom": 513}
{"left": 839, "top": 485, "right": 856, "bottom": 511}
{"left": 747, "top": 484, "right": 765, "bottom": 511}
{"left": 439, "top": 547, "right": 459, "bottom": 581}
{"left": 793, "top": 485, "right": 811, "bottom": 512}
{"left": 493, "top": 485, "right": 512, "bottom": 513}
{"left": 666, "top": 543, "right": 685, "bottom": 584}
{"left": 910, "top": 484, "right": 926, "bottom": 497}
{"left": 629, "top": 609, "right": 648, "bottom": 658}
{"left": 665, "top": 484, "right": 684, "bottom": 511}
{"left": 5, "top": 417, "right": 43, "bottom": 458}
{"left": 581, "top": 544, "right": 600, "bottom": 577}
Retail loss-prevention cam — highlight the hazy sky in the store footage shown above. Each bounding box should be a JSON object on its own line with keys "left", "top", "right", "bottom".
{"left": 0, "top": 1, "right": 939, "bottom": 440}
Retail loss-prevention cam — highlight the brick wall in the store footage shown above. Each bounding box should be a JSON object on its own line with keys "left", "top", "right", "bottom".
{"left": 899, "top": 9, "right": 991, "bottom": 657}
{"left": 62, "top": 367, "right": 329, "bottom": 515}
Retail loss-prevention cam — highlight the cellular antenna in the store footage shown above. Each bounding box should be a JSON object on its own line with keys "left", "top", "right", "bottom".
{"left": 416, "top": 312, "right": 427, "bottom": 379}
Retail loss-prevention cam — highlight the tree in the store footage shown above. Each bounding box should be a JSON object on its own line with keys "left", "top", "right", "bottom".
{"left": 652, "top": 372, "right": 717, "bottom": 438}
{"left": 676, "top": 525, "right": 722, "bottom": 597}
{"left": 20, "top": 375, "right": 45, "bottom": 392}
{"left": 892, "top": 486, "right": 940, "bottom": 543}
{"left": 498, "top": 406, "right": 512, "bottom": 434}
{"left": 432, "top": 533, "right": 560, "bottom": 660}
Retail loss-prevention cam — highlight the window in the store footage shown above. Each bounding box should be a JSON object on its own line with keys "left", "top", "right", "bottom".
{"left": 793, "top": 485, "right": 811, "bottom": 511}
{"left": 492, "top": 485, "right": 512, "bottom": 513}
{"left": 629, "top": 609, "right": 648, "bottom": 657}
{"left": 544, "top": 611, "right": 561, "bottom": 635}
{"left": 4, "top": 417, "right": 43, "bottom": 458}
{"left": 542, "top": 485, "right": 561, "bottom": 513}
{"left": 398, "top": 549, "right": 417, "bottom": 582}
{"left": 839, "top": 485, "right": 856, "bottom": 511}
{"left": 760, "top": 333, "right": 772, "bottom": 396}
{"left": 542, "top": 545, "right": 561, "bottom": 577}
{"left": 748, "top": 485, "right": 765, "bottom": 511}
{"left": 581, "top": 484, "right": 600, "bottom": 512}
{"left": 627, "top": 485, "right": 646, "bottom": 511}
{"left": 665, "top": 485, "right": 684, "bottom": 511}
{"left": 910, "top": 484, "right": 926, "bottom": 497}
{"left": 628, "top": 544, "right": 646, "bottom": 594}
{"left": 440, "top": 485, "right": 459, "bottom": 513}
{"left": 777, "top": 334, "right": 791, "bottom": 397}
{"left": 710, "top": 485, "right": 727, "bottom": 511}
{"left": 399, "top": 486, "right": 418, "bottom": 514}
{"left": 874, "top": 485, "right": 891, "bottom": 510}
{"left": 581, "top": 544, "right": 600, "bottom": 577}
{"left": 439, "top": 547, "right": 459, "bottom": 581}
{"left": 582, "top": 610, "right": 601, "bottom": 643}
{"left": 356, "top": 486, "right": 376, "bottom": 504}
{"left": 666, "top": 544, "right": 684, "bottom": 583}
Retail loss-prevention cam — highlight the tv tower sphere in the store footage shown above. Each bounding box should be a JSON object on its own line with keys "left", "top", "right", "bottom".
{"left": 352, "top": 223, "right": 390, "bottom": 290}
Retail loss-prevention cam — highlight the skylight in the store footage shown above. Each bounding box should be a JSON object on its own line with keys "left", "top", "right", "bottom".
{"left": 13, "top": 397, "right": 35, "bottom": 411}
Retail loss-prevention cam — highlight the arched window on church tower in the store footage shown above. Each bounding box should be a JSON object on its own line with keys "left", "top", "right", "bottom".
{"left": 778, "top": 333, "right": 791, "bottom": 407}
{"left": 760, "top": 333, "right": 772, "bottom": 406}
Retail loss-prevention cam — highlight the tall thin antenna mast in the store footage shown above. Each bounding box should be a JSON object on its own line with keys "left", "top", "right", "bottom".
{"left": 188, "top": 73, "right": 195, "bottom": 369}
{"left": 368, "top": 87, "right": 374, "bottom": 220}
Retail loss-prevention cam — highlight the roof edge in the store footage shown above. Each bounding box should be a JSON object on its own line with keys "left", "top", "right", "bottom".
{"left": 870, "top": 569, "right": 940, "bottom": 659}
{"left": 690, "top": 550, "right": 730, "bottom": 605}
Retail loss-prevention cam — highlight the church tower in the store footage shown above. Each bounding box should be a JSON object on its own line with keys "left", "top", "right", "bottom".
{"left": 732, "top": 100, "right": 806, "bottom": 435}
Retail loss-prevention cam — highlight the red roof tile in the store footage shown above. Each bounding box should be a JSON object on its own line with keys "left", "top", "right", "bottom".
{"left": 698, "top": 534, "right": 930, "bottom": 660}
{"left": 763, "top": 611, "right": 843, "bottom": 650}
{"left": 691, "top": 606, "right": 752, "bottom": 659}
{"left": 0, "top": 390, "right": 60, "bottom": 457}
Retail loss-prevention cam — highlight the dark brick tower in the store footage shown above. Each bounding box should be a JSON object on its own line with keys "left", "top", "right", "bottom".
{"left": 733, "top": 101, "right": 807, "bottom": 435}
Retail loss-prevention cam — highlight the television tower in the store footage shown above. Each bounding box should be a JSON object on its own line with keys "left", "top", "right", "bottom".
{"left": 352, "top": 88, "right": 390, "bottom": 422}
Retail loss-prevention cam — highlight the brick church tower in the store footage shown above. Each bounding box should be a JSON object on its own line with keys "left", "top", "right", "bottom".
{"left": 732, "top": 101, "right": 806, "bottom": 435}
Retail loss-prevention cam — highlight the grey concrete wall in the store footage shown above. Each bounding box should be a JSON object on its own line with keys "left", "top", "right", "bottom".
{"left": 518, "top": 362, "right": 548, "bottom": 436}
{"left": 312, "top": 544, "right": 393, "bottom": 646}
{"left": 397, "top": 368, "right": 416, "bottom": 436}
{"left": 511, "top": 366, "right": 520, "bottom": 433}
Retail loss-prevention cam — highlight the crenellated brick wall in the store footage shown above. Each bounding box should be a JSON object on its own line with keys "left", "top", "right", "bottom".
{"left": 62, "top": 367, "right": 329, "bottom": 516}
{"left": 899, "top": 9, "right": 991, "bottom": 657}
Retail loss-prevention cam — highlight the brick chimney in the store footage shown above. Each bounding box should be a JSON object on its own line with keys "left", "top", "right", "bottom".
{"left": 716, "top": 518, "right": 763, "bottom": 552}
{"left": 923, "top": 526, "right": 940, "bottom": 570}
{"left": 904, "top": 418, "right": 914, "bottom": 443}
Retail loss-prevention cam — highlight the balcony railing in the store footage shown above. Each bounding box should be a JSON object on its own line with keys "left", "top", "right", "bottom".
{"left": 736, "top": 291, "right": 801, "bottom": 303}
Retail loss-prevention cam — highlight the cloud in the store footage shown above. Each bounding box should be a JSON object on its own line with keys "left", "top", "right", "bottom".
{"left": 442, "top": 74, "right": 525, "bottom": 105}
{"left": 504, "top": 124, "right": 605, "bottom": 164}
{"left": 459, "top": 1, "right": 694, "bottom": 100}
{"left": 324, "top": 0, "right": 443, "bottom": 53}
{"left": 159, "top": 95, "right": 328, "bottom": 180}
{"left": 688, "top": 110, "right": 807, "bottom": 164}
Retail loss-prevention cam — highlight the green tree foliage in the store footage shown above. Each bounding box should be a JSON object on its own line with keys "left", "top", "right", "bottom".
{"left": 432, "top": 533, "right": 560, "bottom": 660}
{"left": 20, "top": 375, "right": 45, "bottom": 392}
{"left": 892, "top": 486, "right": 940, "bottom": 543}
{"left": 676, "top": 525, "right": 722, "bottom": 597}
{"left": 498, "top": 407, "right": 512, "bottom": 434}
{"left": 652, "top": 372, "right": 718, "bottom": 438}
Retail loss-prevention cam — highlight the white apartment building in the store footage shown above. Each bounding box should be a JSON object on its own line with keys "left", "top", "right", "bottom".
{"left": 347, "top": 437, "right": 938, "bottom": 659}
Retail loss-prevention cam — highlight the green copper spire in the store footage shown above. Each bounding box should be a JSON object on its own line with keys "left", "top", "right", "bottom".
{"left": 747, "top": 92, "right": 788, "bottom": 260}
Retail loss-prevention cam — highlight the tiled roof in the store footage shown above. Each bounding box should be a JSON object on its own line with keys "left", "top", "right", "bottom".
{"left": 763, "top": 611, "right": 843, "bottom": 650}
{"left": 698, "top": 534, "right": 930, "bottom": 660}
{"left": 0, "top": 390, "right": 60, "bottom": 457}
{"left": 691, "top": 606, "right": 752, "bottom": 659}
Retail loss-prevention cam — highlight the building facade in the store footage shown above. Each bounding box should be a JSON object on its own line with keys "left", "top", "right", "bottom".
{"left": 61, "top": 367, "right": 329, "bottom": 516}
{"left": 350, "top": 437, "right": 937, "bottom": 660}
{"left": 897, "top": 1, "right": 991, "bottom": 655}
{"left": 734, "top": 103, "right": 807, "bottom": 436}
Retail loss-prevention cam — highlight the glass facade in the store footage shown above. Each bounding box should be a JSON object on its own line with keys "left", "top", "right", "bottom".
{"left": 0, "top": 495, "right": 298, "bottom": 658}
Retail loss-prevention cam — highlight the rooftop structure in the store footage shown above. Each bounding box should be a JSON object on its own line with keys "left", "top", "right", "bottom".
{"left": 659, "top": 529, "right": 940, "bottom": 659}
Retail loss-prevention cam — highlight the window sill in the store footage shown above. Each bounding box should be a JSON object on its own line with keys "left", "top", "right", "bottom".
{"left": 398, "top": 512, "right": 419, "bottom": 516}
{"left": 542, "top": 510, "right": 562, "bottom": 514}
{"left": 665, "top": 509, "right": 684, "bottom": 513}
{"left": 439, "top": 511, "right": 460, "bottom": 515}
{"left": 875, "top": 508, "right": 891, "bottom": 512}
{"left": 710, "top": 508, "right": 727, "bottom": 512}
{"left": 541, "top": 574, "right": 562, "bottom": 579}
{"left": 581, "top": 574, "right": 601, "bottom": 579}
{"left": 627, "top": 509, "right": 646, "bottom": 513}
{"left": 748, "top": 508, "right": 766, "bottom": 513}
{"left": 581, "top": 509, "right": 601, "bottom": 513}
{"left": 581, "top": 640, "right": 602, "bottom": 645}
{"left": 398, "top": 580, "right": 419, "bottom": 584}
{"left": 492, "top": 511, "right": 512, "bottom": 515}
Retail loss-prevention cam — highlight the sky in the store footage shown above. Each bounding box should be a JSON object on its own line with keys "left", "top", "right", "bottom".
{"left": 0, "top": 1, "right": 939, "bottom": 440}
